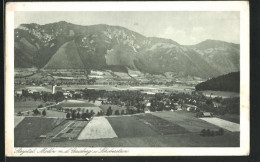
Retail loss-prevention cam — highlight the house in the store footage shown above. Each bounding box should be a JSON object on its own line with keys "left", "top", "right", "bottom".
{"left": 213, "top": 102, "right": 221, "bottom": 108}
{"left": 196, "top": 112, "right": 212, "bottom": 117}
{"left": 183, "top": 104, "right": 197, "bottom": 112}
{"left": 52, "top": 85, "right": 63, "bottom": 94}
{"left": 15, "top": 90, "right": 22, "bottom": 95}
{"left": 202, "top": 112, "right": 212, "bottom": 117}
{"left": 144, "top": 108, "right": 151, "bottom": 113}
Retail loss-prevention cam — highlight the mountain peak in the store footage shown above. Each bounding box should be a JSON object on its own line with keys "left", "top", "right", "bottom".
{"left": 14, "top": 21, "right": 239, "bottom": 78}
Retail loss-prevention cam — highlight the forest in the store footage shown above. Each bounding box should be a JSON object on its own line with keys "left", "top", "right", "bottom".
{"left": 195, "top": 72, "right": 240, "bottom": 92}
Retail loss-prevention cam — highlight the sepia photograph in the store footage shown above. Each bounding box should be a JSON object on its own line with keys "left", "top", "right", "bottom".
{"left": 5, "top": 1, "right": 249, "bottom": 156}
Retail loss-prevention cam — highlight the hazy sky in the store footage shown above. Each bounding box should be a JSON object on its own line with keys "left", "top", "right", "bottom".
{"left": 15, "top": 11, "right": 240, "bottom": 45}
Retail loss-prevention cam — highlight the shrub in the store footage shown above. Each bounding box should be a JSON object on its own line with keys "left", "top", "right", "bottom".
{"left": 66, "top": 113, "right": 71, "bottom": 119}
{"left": 200, "top": 128, "right": 224, "bottom": 137}
{"left": 200, "top": 129, "right": 206, "bottom": 136}
{"left": 76, "top": 112, "right": 81, "bottom": 119}
{"left": 218, "top": 128, "right": 224, "bottom": 135}
{"left": 115, "top": 110, "right": 120, "bottom": 115}
{"left": 42, "top": 109, "right": 46, "bottom": 116}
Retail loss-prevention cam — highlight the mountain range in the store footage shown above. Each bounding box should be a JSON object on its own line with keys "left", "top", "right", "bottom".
{"left": 14, "top": 21, "right": 240, "bottom": 78}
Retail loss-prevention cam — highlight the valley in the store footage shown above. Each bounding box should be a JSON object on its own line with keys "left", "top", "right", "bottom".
{"left": 13, "top": 21, "right": 240, "bottom": 148}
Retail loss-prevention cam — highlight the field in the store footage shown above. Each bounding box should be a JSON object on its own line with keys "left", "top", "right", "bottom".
{"left": 200, "top": 90, "right": 239, "bottom": 98}
{"left": 58, "top": 100, "right": 101, "bottom": 114}
{"left": 14, "top": 116, "right": 25, "bottom": 128}
{"left": 15, "top": 85, "right": 52, "bottom": 92}
{"left": 14, "top": 110, "right": 240, "bottom": 147}
{"left": 106, "top": 116, "right": 158, "bottom": 138}
{"left": 14, "top": 117, "right": 65, "bottom": 147}
{"left": 14, "top": 99, "right": 50, "bottom": 113}
{"left": 35, "top": 132, "right": 239, "bottom": 147}
{"left": 217, "top": 114, "right": 240, "bottom": 124}
{"left": 59, "top": 100, "right": 96, "bottom": 107}
{"left": 47, "top": 120, "right": 88, "bottom": 142}
{"left": 134, "top": 114, "right": 189, "bottom": 135}
{"left": 151, "top": 111, "right": 220, "bottom": 132}
{"left": 199, "top": 117, "right": 240, "bottom": 132}
{"left": 44, "top": 110, "right": 66, "bottom": 118}
{"left": 78, "top": 117, "right": 117, "bottom": 140}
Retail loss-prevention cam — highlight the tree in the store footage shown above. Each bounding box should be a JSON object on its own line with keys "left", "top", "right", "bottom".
{"left": 121, "top": 110, "right": 125, "bottom": 115}
{"left": 115, "top": 110, "right": 119, "bottom": 115}
{"left": 54, "top": 91, "right": 64, "bottom": 103}
{"left": 76, "top": 112, "right": 81, "bottom": 119}
{"left": 71, "top": 110, "right": 76, "bottom": 120}
{"left": 42, "top": 109, "right": 46, "bottom": 116}
{"left": 17, "top": 111, "right": 22, "bottom": 116}
{"left": 66, "top": 112, "right": 71, "bottom": 119}
{"left": 90, "top": 110, "right": 95, "bottom": 117}
{"left": 106, "top": 106, "right": 113, "bottom": 116}
{"left": 218, "top": 128, "right": 224, "bottom": 135}
{"left": 33, "top": 108, "right": 40, "bottom": 115}
{"left": 82, "top": 113, "right": 87, "bottom": 120}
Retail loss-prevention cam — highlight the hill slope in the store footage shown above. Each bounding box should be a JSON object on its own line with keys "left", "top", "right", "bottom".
{"left": 195, "top": 72, "right": 240, "bottom": 92}
{"left": 44, "top": 40, "right": 85, "bottom": 69}
{"left": 14, "top": 21, "right": 239, "bottom": 78}
{"left": 187, "top": 39, "right": 240, "bottom": 75}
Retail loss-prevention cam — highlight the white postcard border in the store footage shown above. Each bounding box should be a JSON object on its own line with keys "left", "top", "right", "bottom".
{"left": 5, "top": 1, "right": 250, "bottom": 156}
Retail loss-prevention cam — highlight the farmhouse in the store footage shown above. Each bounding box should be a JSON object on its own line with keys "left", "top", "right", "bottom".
{"left": 183, "top": 104, "right": 197, "bottom": 112}
{"left": 15, "top": 90, "right": 22, "bottom": 95}
{"left": 144, "top": 108, "right": 151, "bottom": 113}
{"left": 202, "top": 112, "right": 212, "bottom": 117}
{"left": 196, "top": 112, "right": 212, "bottom": 117}
{"left": 52, "top": 85, "right": 63, "bottom": 94}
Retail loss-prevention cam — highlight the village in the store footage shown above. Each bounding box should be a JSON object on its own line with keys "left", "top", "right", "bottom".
{"left": 14, "top": 69, "right": 240, "bottom": 147}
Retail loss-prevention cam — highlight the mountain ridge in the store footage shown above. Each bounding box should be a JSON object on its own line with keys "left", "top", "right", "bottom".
{"left": 14, "top": 21, "right": 240, "bottom": 78}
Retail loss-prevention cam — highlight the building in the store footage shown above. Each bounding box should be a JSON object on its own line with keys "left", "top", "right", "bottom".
{"left": 52, "top": 85, "right": 63, "bottom": 94}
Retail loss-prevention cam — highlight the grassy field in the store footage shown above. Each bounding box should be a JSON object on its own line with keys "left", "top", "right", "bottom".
{"left": 78, "top": 117, "right": 117, "bottom": 140}
{"left": 151, "top": 111, "right": 221, "bottom": 133}
{"left": 14, "top": 116, "right": 25, "bottom": 128}
{"left": 34, "top": 132, "right": 239, "bottom": 147}
{"left": 14, "top": 117, "right": 65, "bottom": 147}
{"left": 59, "top": 100, "right": 101, "bottom": 114}
{"left": 99, "top": 105, "right": 126, "bottom": 115}
{"left": 14, "top": 99, "right": 50, "bottom": 113}
{"left": 48, "top": 120, "right": 88, "bottom": 141}
{"left": 217, "top": 114, "right": 240, "bottom": 124}
{"left": 45, "top": 110, "right": 66, "bottom": 118}
{"left": 199, "top": 117, "right": 240, "bottom": 132}
{"left": 134, "top": 114, "right": 189, "bottom": 135}
{"left": 14, "top": 111, "right": 240, "bottom": 147}
{"left": 200, "top": 90, "right": 239, "bottom": 98}
{"left": 15, "top": 85, "right": 52, "bottom": 92}
{"left": 59, "top": 100, "right": 95, "bottom": 107}
{"left": 106, "top": 116, "right": 158, "bottom": 138}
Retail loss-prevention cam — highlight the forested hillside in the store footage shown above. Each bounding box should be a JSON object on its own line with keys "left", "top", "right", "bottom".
{"left": 195, "top": 72, "right": 240, "bottom": 92}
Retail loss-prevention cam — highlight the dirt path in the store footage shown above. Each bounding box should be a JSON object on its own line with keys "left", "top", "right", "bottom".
{"left": 200, "top": 117, "right": 240, "bottom": 132}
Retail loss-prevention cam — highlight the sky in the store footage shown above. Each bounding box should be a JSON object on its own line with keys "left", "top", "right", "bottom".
{"left": 15, "top": 11, "right": 240, "bottom": 45}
